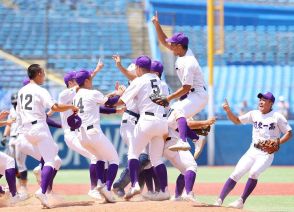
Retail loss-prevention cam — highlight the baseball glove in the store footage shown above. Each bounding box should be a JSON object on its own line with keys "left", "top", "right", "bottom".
{"left": 256, "top": 138, "right": 280, "bottom": 154}
{"left": 149, "top": 93, "right": 169, "bottom": 107}
{"left": 193, "top": 126, "right": 211, "bottom": 136}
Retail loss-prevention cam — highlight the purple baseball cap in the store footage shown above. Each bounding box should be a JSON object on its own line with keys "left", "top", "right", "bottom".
{"left": 135, "top": 55, "right": 151, "bottom": 70}
{"left": 151, "top": 60, "right": 163, "bottom": 76}
{"left": 166, "top": 32, "right": 189, "bottom": 46}
{"left": 23, "top": 77, "right": 30, "bottom": 86}
{"left": 67, "top": 113, "right": 82, "bottom": 130}
{"left": 64, "top": 71, "right": 76, "bottom": 87}
{"left": 257, "top": 92, "right": 275, "bottom": 103}
{"left": 75, "top": 70, "right": 91, "bottom": 86}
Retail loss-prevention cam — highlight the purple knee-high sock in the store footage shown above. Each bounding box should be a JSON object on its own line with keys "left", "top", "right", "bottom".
{"left": 96, "top": 161, "right": 105, "bottom": 182}
{"left": 177, "top": 117, "right": 188, "bottom": 142}
{"left": 154, "top": 164, "right": 168, "bottom": 192}
{"left": 241, "top": 178, "right": 257, "bottom": 203}
{"left": 47, "top": 169, "right": 57, "bottom": 192}
{"left": 103, "top": 168, "right": 108, "bottom": 184}
{"left": 144, "top": 168, "right": 154, "bottom": 192}
{"left": 106, "top": 164, "right": 118, "bottom": 191}
{"left": 184, "top": 170, "right": 196, "bottom": 194}
{"left": 128, "top": 159, "right": 140, "bottom": 187}
{"left": 89, "top": 164, "right": 97, "bottom": 189}
{"left": 5, "top": 168, "right": 17, "bottom": 196}
{"left": 175, "top": 174, "right": 185, "bottom": 197}
{"left": 152, "top": 167, "right": 160, "bottom": 192}
{"left": 219, "top": 178, "right": 237, "bottom": 201}
{"left": 41, "top": 166, "right": 54, "bottom": 194}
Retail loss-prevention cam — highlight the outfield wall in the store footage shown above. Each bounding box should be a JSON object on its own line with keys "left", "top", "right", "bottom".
{"left": 0, "top": 121, "right": 293, "bottom": 169}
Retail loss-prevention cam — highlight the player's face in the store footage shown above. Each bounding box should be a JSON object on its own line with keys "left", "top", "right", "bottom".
{"left": 36, "top": 68, "right": 46, "bottom": 85}
{"left": 258, "top": 98, "right": 273, "bottom": 114}
{"left": 170, "top": 43, "right": 181, "bottom": 56}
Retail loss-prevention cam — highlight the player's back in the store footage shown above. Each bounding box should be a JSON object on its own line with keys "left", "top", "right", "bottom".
{"left": 17, "top": 83, "right": 55, "bottom": 124}
{"left": 73, "top": 88, "right": 107, "bottom": 127}
{"left": 126, "top": 73, "right": 165, "bottom": 115}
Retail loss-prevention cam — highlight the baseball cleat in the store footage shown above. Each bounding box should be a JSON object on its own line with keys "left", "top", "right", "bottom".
{"left": 228, "top": 198, "right": 244, "bottom": 209}
{"left": 182, "top": 191, "right": 198, "bottom": 202}
{"left": 168, "top": 139, "right": 191, "bottom": 151}
{"left": 151, "top": 190, "right": 170, "bottom": 201}
{"left": 124, "top": 182, "right": 141, "bottom": 200}
{"left": 213, "top": 198, "right": 223, "bottom": 206}
{"left": 170, "top": 195, "right": 184, "bottom": 201}
{"left": 35, "top": 189, "right": 51, "bottom": 208}
{"left": 112, "top": 187, "right": 125, "bottom": 197}
{"left": 9, "top": 193, "right": 29, "bottom": 205}
{"left": 88, "top": 189, "right": 102, "bottom": 200}
{"left": 142, "top": 191, "right": 156, "bottom": 200}
{"left": 98, "top": 186, "right": 116, "bottom": 203}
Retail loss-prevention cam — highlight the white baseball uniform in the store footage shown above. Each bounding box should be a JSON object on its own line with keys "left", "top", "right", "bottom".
{"left": 0, "top": 151, "right": 15, "bottom": 175}
{"left": 16, "top": 83, "right": 60, "bottom": 168}
{"left": 73, "top": 88, "right": 119, "bottom": 165}
{"left": 163, "top": 128, "right": 197, "bottom": 174}
{"left": 168, "top": 48, "right": 208, "bottom": 129}
{"left": 59, "top": 87, "right": 97, "bottom": 164}
{"left": 6, "top": 107, "right": 27, "bottom": 173}
{"left": 230, "top": 110, "right": 292, "bottom": 181}
{"left": 121, "top": 73, "right": 168, "bottom": 167}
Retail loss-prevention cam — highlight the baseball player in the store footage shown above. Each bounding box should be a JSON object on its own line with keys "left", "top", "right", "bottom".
{"left": 16, "top": 64, "right": 78, "bottom": 208}
{"left": 1, "top": 93, "right": 29, "bottom": 197}
{"left": 114, "top": 55, "right": 169, "bottom": 201}
{"left": 0, "top": 111, "right": 27, "bottom": 205}
{"left": 214, "top": 93, "right": 292, "bottom": 209}
{"left": 152, "top": 12, "right": 208, "bottom": 151}
{"left": 73, "top": 70, "right": 121, "bottom": 203}
{"left": 111, "top": 58, "right": 162, "bottom": 198}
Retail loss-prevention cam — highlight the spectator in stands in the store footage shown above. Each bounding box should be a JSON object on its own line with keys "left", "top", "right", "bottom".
{"left": 277, "top": 96, "right": 289, "bottom": 118}
{"left": 238, "top": 100, "right": 250, "bottom": 116}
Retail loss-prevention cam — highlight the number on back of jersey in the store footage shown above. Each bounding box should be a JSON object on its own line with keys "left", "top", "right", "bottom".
{"left": 73, "top": 98, "right": 84, "bottom": 113}
{"left": 20, "top": 94, "right": 33, "bottom": 110}
{"left": 150, "top": 79, "right": 160, "bottom": 94}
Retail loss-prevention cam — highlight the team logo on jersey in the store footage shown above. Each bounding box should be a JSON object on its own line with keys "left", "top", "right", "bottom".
{"left": 254, "top": 121, "right": 275, "bottom": 130}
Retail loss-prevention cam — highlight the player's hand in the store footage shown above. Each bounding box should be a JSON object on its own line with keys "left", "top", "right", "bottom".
{"left": 151, "top": 11, "right": 159, "bottom": 24}
{"left": 206, "top": 117, "right": 216, "bottom": 126}
{"left": 6, "top": 119, "right": 16, "bottom": 126}
{"left": 117, "top": 84, "right": 126, "bottom": 96}
{"left": 116, "top": 106, "right": 126, "bottom": 114}
{"left": 0, "top": 111, "right": 9, "bottom": 120}
{"left": 72, "top": 106, "right": 79, "bottom": 114}
{"left": 223, "top": 98, "right": 231, "bottom": 112}
{"left": 112, "top": 55, "right": 121, "bottom": 67}
{"left": 95, "top": 59, "right": 104, "bottom": 72}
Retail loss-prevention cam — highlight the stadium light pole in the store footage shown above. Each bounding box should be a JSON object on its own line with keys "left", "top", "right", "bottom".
{"left": 207, "top": 0, "right": 224, "bottom": 166}
{"left": 207, "top": 0, "right": 215, "bottom": 166}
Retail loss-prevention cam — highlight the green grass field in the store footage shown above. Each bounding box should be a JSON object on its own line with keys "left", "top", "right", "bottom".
{"left": 1, "top": 166, "right": 294, "bottom": 211}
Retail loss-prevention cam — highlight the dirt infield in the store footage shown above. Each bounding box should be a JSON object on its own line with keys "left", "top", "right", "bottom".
{"left": 20, "top": 182, "right": 294, "bottom": 196}
{"left": 0, "top": 197, "right": 245, "bottom": 212}
{"left": 0, "top": 182, "right": 292, "bottom": 211}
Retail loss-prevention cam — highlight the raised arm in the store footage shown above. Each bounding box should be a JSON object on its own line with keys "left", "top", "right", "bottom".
{"left": 152, "top": 11, "right": 172, "bottom": 50}
{"left": 91, "top": 59, "right": 104, "bottom": 79}
{"left": 223, "top": 99, "right": 241, "bottom": 125}
{"left": 112, "top": 55, "right": 137, "bottom": 81}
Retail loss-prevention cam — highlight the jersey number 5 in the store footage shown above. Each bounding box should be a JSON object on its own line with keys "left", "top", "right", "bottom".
{"left": 74, "top": 98, "right": 84, "bottom": 113}
{"left": 20, "top": 94, "right": 33, "bottom": 110}
{"left": 150, "top": 79, "right": 160, "bottom": 94}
